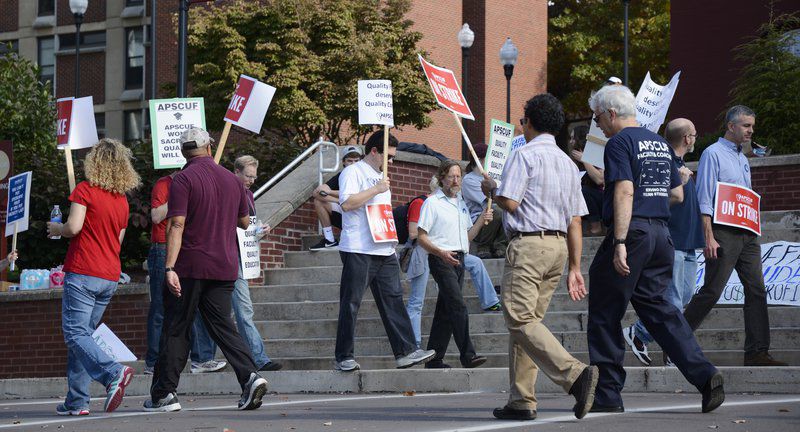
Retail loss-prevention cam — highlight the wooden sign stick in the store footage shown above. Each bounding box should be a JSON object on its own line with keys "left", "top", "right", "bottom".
{"left": 9, "top": 223, "right": 17, "bottom": 271}
{"left": 382, "top": 124, "right": 389, "bottom": 179}
{"left": 213, "top": 121, "right": 233, "bottom": 164}
{"left": 452, "top": 112, "right": 492, "bottom": 224}
{"left": 64, "top": 146, "right": 76, "bottom": 192}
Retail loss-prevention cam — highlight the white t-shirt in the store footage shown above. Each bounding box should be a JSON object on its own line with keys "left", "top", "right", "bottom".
{"left": 338, "top": 160, "right": 397, "bottom": 256}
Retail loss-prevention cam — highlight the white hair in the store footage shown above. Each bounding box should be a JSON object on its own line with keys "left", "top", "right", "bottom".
{"left": 429, "top": 174, "right": 440, "bottom": 193}
{"left": 588, "top": 85, "right": 637, "bottom": 118}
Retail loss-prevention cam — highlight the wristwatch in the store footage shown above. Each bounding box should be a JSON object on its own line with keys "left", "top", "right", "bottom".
{"left": 613, "top": 238, "right": 626, "bottom": 246}
{"left": 165, "top": 267, "right": 175, "bottom": 273}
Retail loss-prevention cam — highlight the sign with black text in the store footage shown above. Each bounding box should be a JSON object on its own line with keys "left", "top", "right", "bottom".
{"left": 484, "top": 119, "right": 514, "bottom": 188}
{"left": 5, "top": 171, "right": 31, "bottom": 237}
{"left": 149, "top": 98, "right": 206, "bottom": 169}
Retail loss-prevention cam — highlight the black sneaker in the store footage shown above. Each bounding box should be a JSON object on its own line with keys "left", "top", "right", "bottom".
{"left": 569, "top": 365, "right": 599, "bottom": 419}
{"left": 143, "top": 392, "right": 181, "bottom": 412}
{"left": 259, "top": 361, "right": 283, "bottom": 372}
{"left": 492, "top": 405, "right": 537, "bottom": 421}
{"left": 238, "top": 373, "right": 268, "bottom": 410}
{"left": 309, "top": 239, "right": 338, "bottom": 251}
{"left": 701, "top": 372, "right": 725, "bottom": 413}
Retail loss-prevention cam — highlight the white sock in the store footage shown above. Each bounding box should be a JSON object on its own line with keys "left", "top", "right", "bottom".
{"left": 323, "top": 226, "right": 335, "bottom": 242}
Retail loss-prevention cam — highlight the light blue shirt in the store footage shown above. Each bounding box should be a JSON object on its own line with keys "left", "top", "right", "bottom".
{"left": 461, "top": 171, "right": 486, "bottom": 223}
{"left": 695, "top": 137, "right": 752, "bottom": 216}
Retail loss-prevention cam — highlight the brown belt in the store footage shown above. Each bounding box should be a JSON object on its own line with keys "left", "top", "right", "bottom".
{"left": 517, "top": 230, "right": 567, "bottom": 238}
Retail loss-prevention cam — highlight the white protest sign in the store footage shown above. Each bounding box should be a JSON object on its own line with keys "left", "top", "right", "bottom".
{"left": 237, "top": 216, "right": 261, "bottom": 280}
{"left": 484, "top": 119, "right": 514, "bottom": 188}
{"left": 149, "top": 98, "right": 206, "bottom": 169}
{"left": 224, "top": 74, "right": 276, "bottom": 134}
{"left": 581, "top": 119, "right": 607, "bottom": 169}
{"left": 635, "top": 71, "right": 681, "bottom": 133}
{"left": 695, "top": 241, "right": 800, "bottom": 306}
{"left": 5, "top": 171, "right": 31, "bottom": 236}
{"left": 510, "top": 134, "right": 527, "bottom": 153}
{"left": 358, "top": 80, "right": 394, "bottom": 126}
{"left": 56, "top": 97, "right": 98, "bottom": 150}
{"left": 92, "top": 323, "right": 137, "bottom": 362}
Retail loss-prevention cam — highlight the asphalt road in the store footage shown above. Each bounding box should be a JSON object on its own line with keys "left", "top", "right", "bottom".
{"left": 2, "top": 391, "right": 799, "bottom": 432}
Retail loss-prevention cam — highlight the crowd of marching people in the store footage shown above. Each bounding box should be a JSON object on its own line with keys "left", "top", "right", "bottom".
{"left": 45, "top": 77, "right": 786, "bottom": 421}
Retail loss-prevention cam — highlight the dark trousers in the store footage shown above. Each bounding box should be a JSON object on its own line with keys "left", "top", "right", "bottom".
{"left": 150, "top": 278, "right": 256, "bottom": 401}
{"left": 683, "top": 225, "right": 770, "bottom": 355}
{"left": 335, "top": 252, "right": 417, "bottom": 361}
{"left": 587, "top": 218, "right": 717, "bottom": 407}
{"left": 427, "top": 253, "right": 477, "bottom": 365}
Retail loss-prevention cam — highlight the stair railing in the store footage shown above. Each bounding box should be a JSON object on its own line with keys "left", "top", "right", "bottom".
{"left": 253, "top": 137, "right": 340, "bottom": 199}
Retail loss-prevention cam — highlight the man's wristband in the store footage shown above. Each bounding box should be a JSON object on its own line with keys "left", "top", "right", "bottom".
{"left": 165, "top": 267, "right": 175, "bottom": 273}
{"left": 613, "top": 238, "right": 626, "bottom": 246}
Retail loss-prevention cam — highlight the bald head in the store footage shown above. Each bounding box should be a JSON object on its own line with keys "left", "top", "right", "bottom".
{"left": 664, "top": 118, "right": 697, "bottom": 156}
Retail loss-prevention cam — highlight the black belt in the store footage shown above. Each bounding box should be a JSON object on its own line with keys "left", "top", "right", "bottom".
{"left": 517, "top": 231, "right": 567, "bottom": 238}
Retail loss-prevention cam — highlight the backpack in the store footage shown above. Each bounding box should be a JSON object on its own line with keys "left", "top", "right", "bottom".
{"left": 392, "top": 194, "right": 428, "bottom": 245}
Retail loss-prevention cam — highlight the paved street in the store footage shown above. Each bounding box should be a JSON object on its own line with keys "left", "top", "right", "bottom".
{"left": 1, "top": 391, "right": 798, "bottom": 432}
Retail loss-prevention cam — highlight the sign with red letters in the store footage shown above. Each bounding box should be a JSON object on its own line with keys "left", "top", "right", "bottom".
{"left": 56, "top": 96, "right": 97, "bottom": 150}
{"left": 713, "top": 182, "right": 761, "bottom": 236}
{"left": 224, "top": 75, "right": 276, "bottom": 134}
{"left": 418, "top": 55, "right": 474, "bottom": 120}
{"left": 366, "top": 203, "right": 398, "bottom": 243}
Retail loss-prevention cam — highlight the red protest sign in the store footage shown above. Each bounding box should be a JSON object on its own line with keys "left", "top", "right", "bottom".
{"left": 225, "top": 76, "right": 256, "bottom": 123}
{"left": 418, "top": 55, "right": 474, "bottom": 120}
{"left": 56, "top": 99, "right": 73, "bottom": 146}
{"left": 366, "top": 203, "right": 398, "bottom": 243}
{"left": 713, "top": 182, "right": 761, "bottom": 236}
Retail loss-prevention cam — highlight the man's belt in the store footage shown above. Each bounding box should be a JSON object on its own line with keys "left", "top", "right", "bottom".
{"left": 517, "top": 231, "right": 567, "bottom": 238}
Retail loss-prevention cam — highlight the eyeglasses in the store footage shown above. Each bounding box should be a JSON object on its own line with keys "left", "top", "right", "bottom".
{"left": 685, "top": 134, "right": 697, "bottom": 138}
{"left": 519, "top": 118, "right": 527, "bottom": 127}
{"left": 592, "top": 110, "right": 608, "bottom": 124}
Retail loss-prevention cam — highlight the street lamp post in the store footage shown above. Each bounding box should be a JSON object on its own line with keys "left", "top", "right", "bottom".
{"left": 623, "top": 0, "right": 630, "bottom": 86}
{"left": 69, "top": 0, "right": 88, "bottom": 97}
{"left": 499, "top": 37, "right": 518, "bottom": 124}
{"left": 458, "top": 23, "right": 475, "bottom": 161}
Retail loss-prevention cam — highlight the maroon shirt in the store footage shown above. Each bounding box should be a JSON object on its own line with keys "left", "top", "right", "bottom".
{"left": 167, "top": 156, "right": 248, "bottom": 280}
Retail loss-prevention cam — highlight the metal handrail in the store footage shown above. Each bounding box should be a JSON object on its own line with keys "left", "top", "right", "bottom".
{"left": 253, "top": 137, "right": 340, "bottom": 199}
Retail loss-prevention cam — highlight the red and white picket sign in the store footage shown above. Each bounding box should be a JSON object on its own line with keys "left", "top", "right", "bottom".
{"left": 713, "top": 182, "right": 761, "bottom": 236}
{"left": 56, "top": 96, "right": 98, "bottom": 150}
{"left": 224, "top": 74, "right": 276, "bottom": 134}
{"left": 418, "top": 55, "right": 474, "bottom": 120}
{"left": 366, "top": 203, "right": 398, "bottom": 243}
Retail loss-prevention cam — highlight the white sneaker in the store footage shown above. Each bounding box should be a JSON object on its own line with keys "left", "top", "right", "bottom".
{"left": 334, "top": 359, "right": 361, "bottom": 372}
{"left": 623, "top": 325, "right": 652, "bottom": 366}
{"left": 143, "top": 366, "right": 154, "bottom": 375}
{"left": 238, "top": 373, "right": 268, "bottom": 410}
{"left": 396, "top": 349, "right": 436, "bottom": 369}
{"left": 143, "top": 392, "right": 181, "bottom": 412}
{"left": 190, "top": 359, "right": 227, "bottom": 374}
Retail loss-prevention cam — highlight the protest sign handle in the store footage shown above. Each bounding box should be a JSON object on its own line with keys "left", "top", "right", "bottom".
{"left": 64, "top": 146, "right": 76, "bottom": 192}
{"left": 10, "top": 223, "right": 17, "bottom": 271}
{"left": 382, "top": 125, "right": 389, "bottom": 179}
{"left": 451, "top": 112, "right": 492, "bottom": 224}
{"left": 213, "top": 121, "right": 233, "bottom": 164}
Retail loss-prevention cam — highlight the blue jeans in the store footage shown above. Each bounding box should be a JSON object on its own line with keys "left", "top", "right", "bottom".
{"left": 62, "top": 272, "right": 123, "bottom": 410}
{"left": 193, "top": 261, "right": 271, "bottom": 367}
{"left": 406, "top": 249, "right": 499, "bottom": 347}
{"left": 634, "top": 249, "right": 699, "bottom": 344}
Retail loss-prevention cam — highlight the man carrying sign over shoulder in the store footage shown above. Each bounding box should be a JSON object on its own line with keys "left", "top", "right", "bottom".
{"left": 684, "top": 105, "right": 786, "bottom": 367}
{"left": 334, "top": 131, "right": 435, "bottom": 372}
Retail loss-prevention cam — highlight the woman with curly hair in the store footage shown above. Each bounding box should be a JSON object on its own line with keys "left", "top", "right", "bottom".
{"left": 47, "top": 138, "right": 141, "bottom": 416}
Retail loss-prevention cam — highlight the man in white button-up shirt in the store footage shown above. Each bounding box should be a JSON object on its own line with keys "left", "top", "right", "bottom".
{"left": 417, "top": 160, "right": 490, "bottom": 369}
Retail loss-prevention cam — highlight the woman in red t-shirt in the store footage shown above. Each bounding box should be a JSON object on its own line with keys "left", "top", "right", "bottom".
{"left": 46, "top": 139, "right": 141, "bottom": 416}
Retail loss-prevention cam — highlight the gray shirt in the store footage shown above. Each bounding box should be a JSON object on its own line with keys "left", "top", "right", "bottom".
{"left": 496, "top": 134, "right": 588, "bottom": 236}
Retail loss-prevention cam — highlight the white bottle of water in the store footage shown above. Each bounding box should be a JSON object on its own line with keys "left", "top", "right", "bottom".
{"left": 50, "top": 205, "right": 62, "bottom": 240}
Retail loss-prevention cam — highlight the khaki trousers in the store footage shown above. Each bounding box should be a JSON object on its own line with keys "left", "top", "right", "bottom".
{"left": 501, "top": 235, "right": 585, "bottom": 410}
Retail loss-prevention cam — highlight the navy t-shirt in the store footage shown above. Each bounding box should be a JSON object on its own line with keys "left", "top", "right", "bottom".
{"left": 668, "top": 156, "right": 705, "bottom": 250}
{"left": 602, "top": 127, "right": 681, "bottom": 226}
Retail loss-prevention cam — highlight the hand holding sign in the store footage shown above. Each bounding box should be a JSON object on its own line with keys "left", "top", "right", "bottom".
{"left": 215, "top": 75, "right": 276, "bottom": 163}
{"left": 5, "top": 172, "right": 32, "bottom": 271}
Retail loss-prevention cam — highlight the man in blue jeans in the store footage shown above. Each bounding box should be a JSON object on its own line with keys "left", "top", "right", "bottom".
{"left": 622, "top": 118, "right": 705, "bottom": 366}
{"left": 193, "top": 155, "right": 282, "bottom": 372}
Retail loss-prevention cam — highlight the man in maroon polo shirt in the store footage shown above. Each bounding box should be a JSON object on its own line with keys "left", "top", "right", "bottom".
{"left": 146, "top": 127, "right": 268, "bottom": 412}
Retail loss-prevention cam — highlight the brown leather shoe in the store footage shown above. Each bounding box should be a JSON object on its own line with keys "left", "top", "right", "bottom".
{"left": 744, "top": 351, "right": 788, "bottom": 366}
{"left": 493, "top": 405, "right": 537, "bottom": 420}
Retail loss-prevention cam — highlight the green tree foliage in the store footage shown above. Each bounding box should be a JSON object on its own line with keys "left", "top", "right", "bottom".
{"left": 0, "top": 47, "right": 67, "bottom": 275}
{"left": 548, "top": 0, "right": 670, "bottom": 121}
{"left": 728, "top": 13, "right": 800, "bottom": 155}
{"left": 188, "top": 0, "right": 437, "bottom": 146}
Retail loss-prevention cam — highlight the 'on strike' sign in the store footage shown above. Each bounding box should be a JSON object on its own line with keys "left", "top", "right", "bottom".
{"left": 418, "top": 55, "right": 474, "bottom": 120}
{"left": 713, "top": 182, "right": 761, "bottom": 236}
{"left": 366, "top": 203, "right": 398, "bottom": 243}
{"left": 224, "top": 74, "right": 276, "bottom": 134}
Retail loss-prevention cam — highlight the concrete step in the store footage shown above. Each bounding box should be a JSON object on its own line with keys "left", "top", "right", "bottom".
{"left": 260, "top": 328, "right": 800, "bottom": 358}
{"left": 254, "top": 306, "right": 800, "bottom": 340}
{"left": 6, "top": 367, "right": 797, "bottom": 400}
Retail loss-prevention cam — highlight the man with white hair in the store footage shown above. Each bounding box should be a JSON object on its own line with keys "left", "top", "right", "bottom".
{"left": 586, "top": 86, "right": 724, "bottom": 414}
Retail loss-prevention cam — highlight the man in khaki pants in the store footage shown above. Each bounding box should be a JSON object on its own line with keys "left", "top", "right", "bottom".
{"left": 482, "top": 93, "right": 598, "bottom": 421}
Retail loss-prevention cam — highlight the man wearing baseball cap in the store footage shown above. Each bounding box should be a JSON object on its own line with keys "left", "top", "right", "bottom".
{"left": 309, "top": 145, "right": 363, "bottom": 250}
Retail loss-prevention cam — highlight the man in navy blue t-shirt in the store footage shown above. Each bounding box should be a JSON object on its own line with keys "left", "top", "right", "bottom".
{"left": 585, "top": 85, "right": 724, "bottom": 414}
{"left": 622, "top": 118, "right": 706, "bottom": 366}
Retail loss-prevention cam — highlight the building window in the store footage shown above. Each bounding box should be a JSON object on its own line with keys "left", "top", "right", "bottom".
{"left": 59, "top": 31, "right": 107, "bottom": 51}
{"left": 0, "top": 40, "right": 18, "bottom": 55}
{"left": 126, "top": 0, "right": 145, "bottom": 5}
{"left": 95, "top": 113, "right": 106, "bottom": 139}
{"left": 124, "top": 110, "right": 145, "bottom": 142}
{"left": 125, "top": 28, "right": 144, "bottom": 89}
{"left": 38, "top": 0, "right": 55, "bottom": 16}
{"left": 37, "top": 37, "right": 55, "bottom": 90}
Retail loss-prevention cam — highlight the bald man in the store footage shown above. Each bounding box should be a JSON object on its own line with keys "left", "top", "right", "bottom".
{"left": 622, "top": 118, "right": 704, "bottom": 366}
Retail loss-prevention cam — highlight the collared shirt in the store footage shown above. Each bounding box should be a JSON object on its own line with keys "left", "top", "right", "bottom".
{"left": 696, "top": 137, "right": 752, "bottom": 216}
{"left": 461, "top": 170, "right": 486, "bottom": 223}
{"left": 496, "top": 134, "right": 588, "bottom": 236}
{"left": 417, "top": 189, "right": 472, "bottom": 253}
{"left": 668, "top": 156, "right": 705, "bottom": 250}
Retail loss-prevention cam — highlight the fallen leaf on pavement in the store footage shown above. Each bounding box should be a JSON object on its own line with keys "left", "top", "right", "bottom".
{"left": 403, "top": 391, "right": 416, "bottom": 396}
{"left": 732, "top": 419, "right": 747, "bottom": 424}
{"left": 707, "top": 425, "right": 719, "bottom": 429}
{"left": 323, "top": 422, "right": 333, "bottom": 426}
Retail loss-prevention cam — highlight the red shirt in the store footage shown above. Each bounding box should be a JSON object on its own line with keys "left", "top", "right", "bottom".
{"left": 150, "top": 175, "right": 172, "bottom": 243}
{"left": 407, "top": 196, "right": 427, "bottom": 225}
{"left": 63, "top": 181, "right": 129, "bottom": 282}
